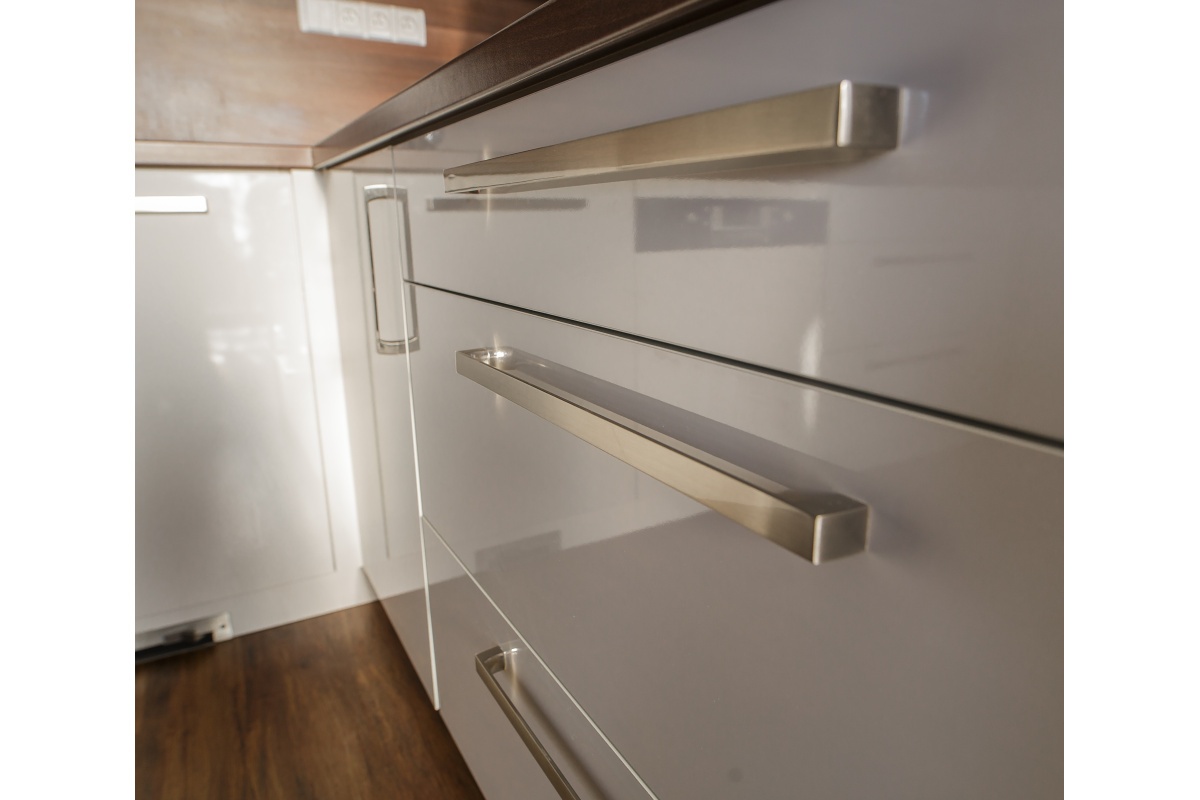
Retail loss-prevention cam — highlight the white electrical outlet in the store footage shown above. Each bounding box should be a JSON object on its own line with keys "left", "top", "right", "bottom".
{"left": 334, "top": 1, "right": 366, "bottom": 38}
{"left": 366, "top": 5, "right": 393, "bottom": 40}
{"left": 297, "top": 0, "right": 425, "bottom": 47}
{"left": 392, "top": 7, "right": 426, "bottom": 46}
{"left": 315, "top": 0, "right": 338, "bottom": 33}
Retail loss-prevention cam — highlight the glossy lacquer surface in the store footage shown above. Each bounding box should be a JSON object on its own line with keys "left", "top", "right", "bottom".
{"left": 393, "top": 0, "right": 1062, "bottom": 439}
{"left": 406, "top": 285, "right": 1063, "bottom": 800}
{"left": 325, "top": 167, "right": 432, "bottom": 700}
{"left": 135, "top": 170, "right": 333, "bottom": 618}
{"left": 423, "top": 520, "right": 653, "bottom": 800}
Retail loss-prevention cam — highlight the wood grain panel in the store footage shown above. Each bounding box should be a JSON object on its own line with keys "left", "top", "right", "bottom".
{"left": 136, "top": 0, "right": 541, "bottom": 146}
{"left": 313, "top": 0, "right": 777, "bottom": 166}
{"left": 135, "top": 602, "right": 484, "bottom": 800}
{"left": 135, "top": 141, "right": 314, "bottom": 168}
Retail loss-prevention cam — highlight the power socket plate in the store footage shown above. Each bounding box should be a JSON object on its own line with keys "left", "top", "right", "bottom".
{"left": 298, "top": 0, "right": 426, "bottom": 47}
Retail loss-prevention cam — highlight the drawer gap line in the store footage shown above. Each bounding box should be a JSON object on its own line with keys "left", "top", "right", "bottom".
{"left": 406, "top": 280, "right": 1063, "bottom": 452}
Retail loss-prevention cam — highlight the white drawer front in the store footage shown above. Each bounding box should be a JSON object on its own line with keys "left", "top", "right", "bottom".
{"left": 424, "top": 519, "right": 654, "bottom": 800}
{"left": 395, "top": 0, "right": 1061, "bottom": 439}
{"left": 407, "top": 284, "right": 1062, "bottom": 800}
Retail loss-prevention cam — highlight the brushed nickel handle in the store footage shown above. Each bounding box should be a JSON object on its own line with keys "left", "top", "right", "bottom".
{"left": 476, "top": 645, "right": 582, "bottom": 800}
{"left": 457, "top": 348, "right": 869, "bottom": 564}
{"left": 444, "top": 81, "right": 899, "bottom": 194}
{"left": 135, "top": 195, "right": 208, "bottom": 213}
{"left": 363, "top": 184, "right": 417, "bottom": 354}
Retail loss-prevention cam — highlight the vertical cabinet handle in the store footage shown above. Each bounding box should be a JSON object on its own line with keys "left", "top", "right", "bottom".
{"left": 457, "top": 348, "right": 869, "bottom": 564}
{"left": 476, "top": 645, "right": 582, "bottom": 800}
{"left": 363, "top": 184, "right": 417, "bottom": 354}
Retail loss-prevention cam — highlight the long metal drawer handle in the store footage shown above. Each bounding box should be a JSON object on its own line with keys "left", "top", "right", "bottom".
{"left": 135, "top": 195, "right": 208, "bottom": 213}
{"left": 444, "top": 81, "right": 899, "bottom": 194}
{"left": 363, "top": 184, "right": 416, "bottom": 354}
{"left": 457, "top": 348, "right": 868, "bottom": 564}
{"left": 476, "top": 645, "right": 582, "bottom": 800}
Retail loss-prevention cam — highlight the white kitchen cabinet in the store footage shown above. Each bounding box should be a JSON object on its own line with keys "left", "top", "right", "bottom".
{"left": 404, "top": 284, "right": 1061, "bottom": 799}
{"left": 392, "top": 0, "right": 1062, "bottom": 441}
{"left": 424, "top": 518, "right": 654, "bottom": 800}
{"left": 322, "top": 164, "right": 433, "bottom": 700}
{"left": 316, "top": 0, "right": 1063, "bottom": 795}
{"left": 135, "top": 168, "right": 372, "bottom": 640}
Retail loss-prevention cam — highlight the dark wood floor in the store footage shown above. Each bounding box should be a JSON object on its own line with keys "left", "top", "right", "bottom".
{"left": 136, "top": 602, "right": 484, "bottom": 800}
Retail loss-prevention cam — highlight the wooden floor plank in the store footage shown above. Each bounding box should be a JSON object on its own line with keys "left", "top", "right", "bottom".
{"left": 136, "top": 602, "right": 483, "bottom": 800}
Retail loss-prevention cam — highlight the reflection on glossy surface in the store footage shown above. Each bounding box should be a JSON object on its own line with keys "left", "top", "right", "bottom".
{"left": 343, "top": 169, "right": 432, "bottom": 699}
{"left": 423, "top": 520, "right": 656, "bottom": 800}
{"left": 402, "top": 167, "right": 1061, "bottom": 439}
{"left": 426, "top": 197, "right": 588, "bottom": 212}
{"left": 392, "top": 0, "right": 1062, "bottom": 439}
{"left": 136, "top": 169, "right": 334, "bottom": 618}
{"left": 190, "top": 171, "right": 259, "bottom": 258}
{"left": 634, "top": 197, "right": 827, "bottom": 251}
{"left": 408, "top": 285, "right": 1062, "bottom": 799}
{"left": 456, "top": 347, "right": 869, "bottom": 563}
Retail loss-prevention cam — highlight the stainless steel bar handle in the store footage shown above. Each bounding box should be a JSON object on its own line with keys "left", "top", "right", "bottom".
{"left": 457, "top": 348, "right": 868, "bottom": 564}
{"left": 135, "top": 195, "right": 208, "bottom": 213}
{"left": 476, "top": 645, "right": 582, "bottom": 800}
{"left": 444, "top": 81, "right": 899, "bottom": 194}
{"left": 363, "top": 184, "right": 416, "bottom": 354}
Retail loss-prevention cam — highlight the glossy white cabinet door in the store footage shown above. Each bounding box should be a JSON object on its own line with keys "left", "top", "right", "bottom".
{"left": 323, "top": 166, "right": 432, "bottom": 699}
{"left": 424, "top": 518, "right": 654, "bottom": 800}
{"left": 394, "top": 0, "right": 1062, "bottom": 440}
{"left": 136, "top": 169, "right": 336, "bottom": 619}
{"left": 406, "top": 284, "right": 1062, "bottom": 800}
